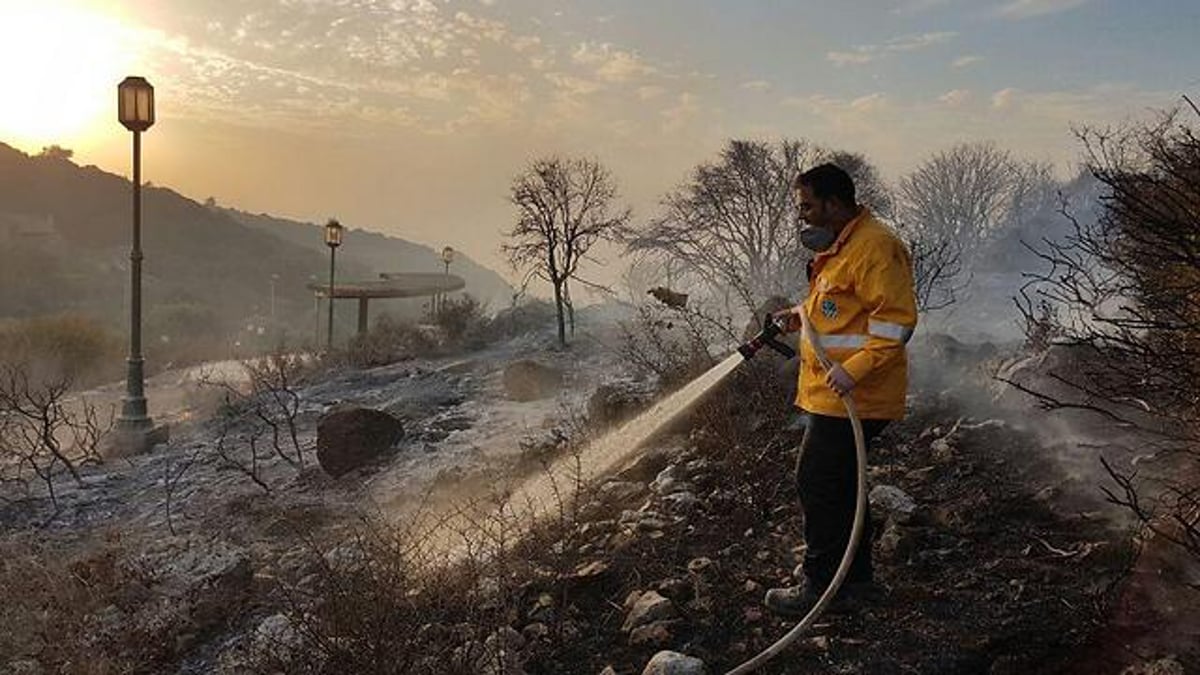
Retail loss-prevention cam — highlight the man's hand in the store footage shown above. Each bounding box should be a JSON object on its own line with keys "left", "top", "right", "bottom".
{"left": 824, "top": 363, "right": 856, "bottom": 396}
{"left": 771, "top": 305, "right": 805, "bottom": 333}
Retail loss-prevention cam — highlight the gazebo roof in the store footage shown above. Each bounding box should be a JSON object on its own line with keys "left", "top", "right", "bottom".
{"left": 307, "top": 274, "right": 465, "bottom": 299}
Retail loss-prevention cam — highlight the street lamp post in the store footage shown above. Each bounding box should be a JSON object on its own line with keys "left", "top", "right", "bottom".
{"left": 269, "top": 273, "right": 279, "bottom": 325}
{"left": 438, "top": 246, "right": 455, "bottom": 317}
{"left": 324, "top": 219, "right": 344, "bottom": 350}
{"left": 115, "top": 75, "right": 163, "bottom": 453}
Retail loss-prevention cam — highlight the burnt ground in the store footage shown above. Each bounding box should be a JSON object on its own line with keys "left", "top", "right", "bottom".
{"left": 508, "top": 374, "right": 1148, "bottom": 675}
{"left": 2, "top": 330, "right": 1196, "bottom": 674}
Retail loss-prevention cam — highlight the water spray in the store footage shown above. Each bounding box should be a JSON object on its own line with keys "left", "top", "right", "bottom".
{"left": 727, "top": 310, "right": 868, "bottom": 675}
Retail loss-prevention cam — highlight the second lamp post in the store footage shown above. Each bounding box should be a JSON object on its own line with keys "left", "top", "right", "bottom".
{"left": 324, "top": 218, "right": 344, "bottom": 350}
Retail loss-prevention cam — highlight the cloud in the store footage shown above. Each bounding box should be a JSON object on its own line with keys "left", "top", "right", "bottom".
{"left": 992, "top": 87, "right": 1019, "bottom": 108}
{"left": 827, "top": 31, "right": 957, "bottom": 66}
{"left": 571, "top": 41, "right": 656, "bottom": 82}
{"left": 638, "top": 85, "right": 665, "bottom": 100}
{"left": 996, "top": 0, "right": 1090, "bottom": 19}
{"left": 741, "top": 80, "right": 772, "bottom": 93}
{"left": 939, "top": 89, "right": 972, "bottom": 105}
{"left": 661, "top": 92, "right": 700, "bottom": 132}
{"left": 952, "top": 54, "right": 982, "bottom": 68}
{"left": 892, "top": 0, "right": 954, "bottom": 13}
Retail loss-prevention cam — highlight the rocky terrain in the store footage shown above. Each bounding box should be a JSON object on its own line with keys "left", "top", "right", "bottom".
{"left": 1, "top": 324, "right": 1196, "bottom": 675}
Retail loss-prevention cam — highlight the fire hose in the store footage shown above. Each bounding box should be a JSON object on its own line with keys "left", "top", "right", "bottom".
{"left": 726, "top": 311, "right": 868, "bottom": 675}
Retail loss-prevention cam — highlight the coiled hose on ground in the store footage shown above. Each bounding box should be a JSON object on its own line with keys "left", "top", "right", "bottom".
{"left": 726, "top": 310, "right": 868, "bottom": 675}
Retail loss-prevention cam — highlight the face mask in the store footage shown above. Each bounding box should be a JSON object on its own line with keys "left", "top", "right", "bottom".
{"left": 800, "top": 226, "right": 836, "bottom": 252}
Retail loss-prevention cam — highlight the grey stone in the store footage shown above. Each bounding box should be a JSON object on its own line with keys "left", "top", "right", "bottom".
{"left": 641, "top": 650, "right": 707, "bottom": 675}
{"left": 869, "top": 484, "right": 917, "bottom": 523}
{"left": 622, "top": 590, "right": 678, "bottom": 632}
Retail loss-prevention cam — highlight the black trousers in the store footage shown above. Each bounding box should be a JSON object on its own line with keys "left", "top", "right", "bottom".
{"left": 794, "top": 412, "right": 889, "bottom": 590}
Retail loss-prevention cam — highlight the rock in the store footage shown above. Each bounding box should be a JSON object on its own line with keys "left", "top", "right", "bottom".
{"left": 250, "top": 613, "right": 303, "bottom": 662}
{"left": 686, "top": 557, "right": 716, "bottom": 577}
{"left": 648, "top": 286, "right": 689, "bottom": 309}
{"left": 503, "top": 360, "right": 564, "bottom": 401}
{"left": 161, "top": 539, "right": 252, "bottom": 629}
{"left": 599, "top": 480, "right": 646, "bottom": 504}
{"left": 528, "top": 593, "right": 556, "bottom": 623}
{"left": 3, "top": 660, "right": 44, "bottom": 675}
{"left": 588, "top": 382, "right": 651, "bottom": 428}
{"left": 617, "top": 446, "right": 674, "bottom": 483}
{"left": 316, "top": 407, "right": 405, "bottom": 477}
{"left": 130, "top": 537, "right": 253, "bottom": 653}
{"left": 656, "top": 577, "right": 694, "bottom": 602}
{"left": 323, "top": 543, "right": 367, "bottom": 570}
{"left": 877, "top": 521, "right": 915, "bottom": 562}
{"left": 651, "top": 466, "right": 692, "bottom": 496}
{"left": 622, "top": 591, "right": 678, "bottom": 632}
{"left": 641, "top": 650, "right": 707, "bottom": 675}
{"left": 1121, "top": 657, "right": 1186, "bottom": 675}
{"left": 563, "top": 559, "right": 610, "bottom": 584}
{"left": 474, "top": 626, "right": 527, "bottom": 675}
{"left": 869, "top": 484, "right": 918, "bottom": 524}
{"left": 630, "top": 620, "right": 677, "bottom": 646}
{"left": 522, "top": 622, "right": 550, "bottom": 642}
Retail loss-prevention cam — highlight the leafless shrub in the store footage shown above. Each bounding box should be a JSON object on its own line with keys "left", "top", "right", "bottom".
{"left": 0, "top": 533, "right": 165, "bottom": 672}
{"left": 334, "top": 315, "right": 439, "bottom": 368}
{"left": 0, "top": 362, "right": 112, "bottom": 509}
{"left": 191, "top": 346, "right": 313, "bottom": 497}
{"left": 435, "top": 293, "right": 489, "bottom": 348}
{"left": 617, "top": 302, "right": 733, "bottom": 389}
{"left": 490, "top": 298, "right": 557, "bottom": 340}
{"left": 255, "top": 451, "right": 595, "bottom": 674}
{"left": 1012, "top": 104, "right": 1200, "bottom": 560}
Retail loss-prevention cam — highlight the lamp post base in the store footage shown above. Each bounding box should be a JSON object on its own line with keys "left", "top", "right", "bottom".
{"left": 111, "top": 417, "right": 170, "bottom": 457}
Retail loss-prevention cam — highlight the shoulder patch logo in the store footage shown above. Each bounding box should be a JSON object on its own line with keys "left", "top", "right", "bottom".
{"left": 821, "top": 299, "right": 838, "bottom": 319}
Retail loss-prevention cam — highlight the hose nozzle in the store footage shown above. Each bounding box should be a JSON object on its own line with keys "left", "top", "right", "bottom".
{"left": 738, "top": 314, "right": 797, "bottom": 360}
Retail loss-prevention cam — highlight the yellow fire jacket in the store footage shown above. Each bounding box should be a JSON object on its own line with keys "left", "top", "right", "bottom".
{"left": 796, "top": 209, "right": 917, "bottom": 420}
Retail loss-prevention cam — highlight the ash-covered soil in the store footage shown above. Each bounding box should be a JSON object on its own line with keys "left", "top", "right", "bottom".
{"left": 506, "top": 380, "right": 1144, "bottom": 675}
{"left": 1, "top": 328, "right": 1195, "bottom": 675}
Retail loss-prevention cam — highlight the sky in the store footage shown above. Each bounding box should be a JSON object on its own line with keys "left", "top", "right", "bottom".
{"left": 1, "top": 0, "right": 1197, "bottom": 291}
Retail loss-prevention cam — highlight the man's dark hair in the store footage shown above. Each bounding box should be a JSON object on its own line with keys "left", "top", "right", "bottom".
{"left": 795, "top": 163, "right": 856, "bottom": 207}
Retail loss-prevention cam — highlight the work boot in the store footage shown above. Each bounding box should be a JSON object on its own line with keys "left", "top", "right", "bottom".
{"left": 764, "top": 579, "right": 878, "bottom": 617}
{"left": 763, "top": 580, "right": 822, "bottom": 617}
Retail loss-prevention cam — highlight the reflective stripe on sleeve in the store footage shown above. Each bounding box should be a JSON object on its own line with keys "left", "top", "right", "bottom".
{"left": 869, "top": 319, "right": 914, "bottom": 343}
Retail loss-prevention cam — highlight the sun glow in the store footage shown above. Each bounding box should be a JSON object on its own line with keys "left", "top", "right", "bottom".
{"left": 0, "top": 1, "right": 141, "bottom": 151}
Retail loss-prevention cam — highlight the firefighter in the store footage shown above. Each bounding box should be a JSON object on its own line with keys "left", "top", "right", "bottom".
{"left": 764, "top": 163, "right": 918, "bottom": 616}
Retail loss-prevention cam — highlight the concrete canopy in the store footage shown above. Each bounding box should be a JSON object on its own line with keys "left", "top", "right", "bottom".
{"left": 307, "top": 273, "right": 466, "bottom": 334}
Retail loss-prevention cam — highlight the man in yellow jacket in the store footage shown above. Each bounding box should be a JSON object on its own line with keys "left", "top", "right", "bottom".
{"left": 765, "top": 163, "right": 918, "bottom": 616}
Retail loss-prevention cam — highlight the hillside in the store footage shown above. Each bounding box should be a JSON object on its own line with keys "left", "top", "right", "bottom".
{"left": 0, "top": 143, "right": 512, "bottom": 350}
{"left": 224, "top": 207, "right": 514, "bottom": 310}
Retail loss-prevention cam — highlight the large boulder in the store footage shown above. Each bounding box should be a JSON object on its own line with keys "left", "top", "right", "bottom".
{"left": 503, "top": 360, "right": 564, "bottom": 401}
{"left": 588, "top": 382, "right": 651, "bottom": 429}
{"left": 316, "top": 407, "right": 405, "bottom": 477}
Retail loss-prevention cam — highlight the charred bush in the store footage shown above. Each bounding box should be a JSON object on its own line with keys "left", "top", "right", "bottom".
{"left": 1015, "top": 104, "right": 1200, "bottom": 560}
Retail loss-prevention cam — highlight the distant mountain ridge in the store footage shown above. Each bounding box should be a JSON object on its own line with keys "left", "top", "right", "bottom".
{"left": 0, "top": 142, "right": 512, "bottom": 339}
